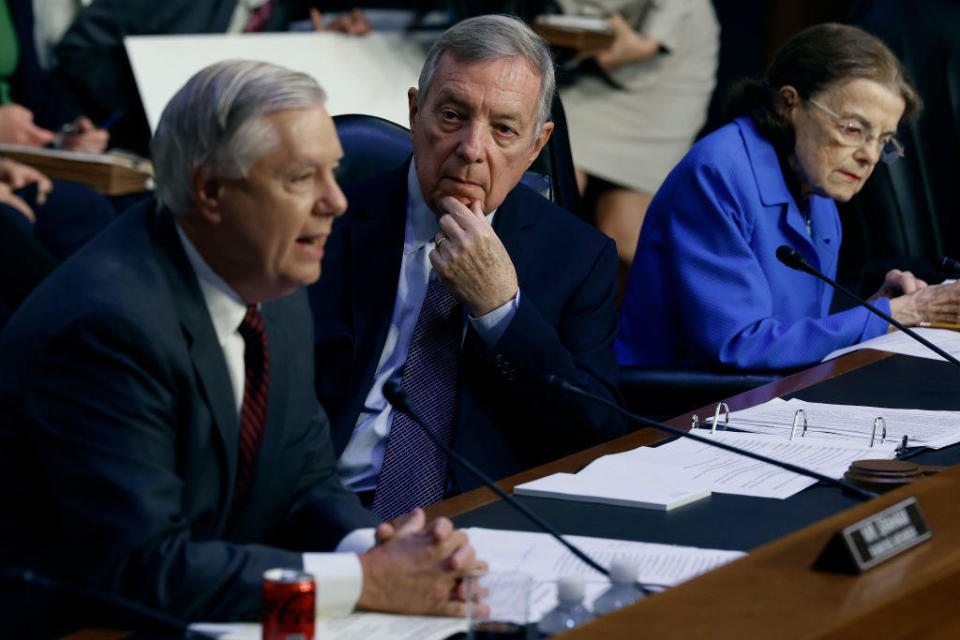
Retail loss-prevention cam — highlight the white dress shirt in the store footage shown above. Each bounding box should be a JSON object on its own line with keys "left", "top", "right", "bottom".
{"left": 176, "top": 224, "right": 374, "bottom": 617}
{"left": 338, "top": 161, "right": 519, "bottom": 491}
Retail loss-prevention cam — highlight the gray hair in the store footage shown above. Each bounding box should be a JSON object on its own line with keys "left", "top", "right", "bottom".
{"left": 151, "top": 59, "right": 327, "bottom": 213}
{"left": 417, "top": 14, "right": 555, "bottom": 133}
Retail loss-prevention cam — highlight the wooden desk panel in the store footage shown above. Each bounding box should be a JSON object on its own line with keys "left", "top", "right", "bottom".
{"left": 559, "top": 464, "right": 960, "bottom": 638}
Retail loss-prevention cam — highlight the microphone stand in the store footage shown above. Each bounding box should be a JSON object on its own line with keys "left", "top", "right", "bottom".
{"left": 1, "top": 567, "right": 212, "bottom": 639}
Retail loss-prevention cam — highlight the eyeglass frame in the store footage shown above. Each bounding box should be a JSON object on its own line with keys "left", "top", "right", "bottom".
{"left": 807, "top": 98, "right": 905, "bottom": 164}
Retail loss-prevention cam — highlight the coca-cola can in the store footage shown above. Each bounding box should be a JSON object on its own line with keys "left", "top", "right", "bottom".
{"left": 262, "top": 568, "right": 316, "bottom": 640}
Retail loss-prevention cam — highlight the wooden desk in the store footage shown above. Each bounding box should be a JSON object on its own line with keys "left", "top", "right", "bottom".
{"left": 430, "top": 348, "right": 960, "bottom": 638}
{"left": 560, "top": 463, "right": 960, "bottom": 639}
{"left": 67, "top": 349, "right": 957, "bottom": 639}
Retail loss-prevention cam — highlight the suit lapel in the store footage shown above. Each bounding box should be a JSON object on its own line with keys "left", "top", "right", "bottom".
{"left": 492, "top": 187, "right": 538, "bottom": 288}
{"left": 455, "top": 188, "right": 540, "bottom": 449}
{"left": 339, "top": 165, "right": 409, "bottom": 451}
{"left": 150, "top": 207, "right": 238, "bottom": 514}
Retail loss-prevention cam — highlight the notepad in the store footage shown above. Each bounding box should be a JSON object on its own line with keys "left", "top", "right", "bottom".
{"left": 514, "top": 471, "right": 710, "bottom": 510}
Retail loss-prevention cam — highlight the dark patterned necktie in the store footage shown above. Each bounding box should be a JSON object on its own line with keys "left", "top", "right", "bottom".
{"left": 372, "top": 278, "right": 462, "bottom": 520}
{"left": 231, "top": 305, "right": 270, "bottom": 516}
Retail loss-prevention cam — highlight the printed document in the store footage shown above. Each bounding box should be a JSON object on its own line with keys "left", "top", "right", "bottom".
{"left": 824, "top": 327, "right": 960, "bottom": 362}
{"left": 715, "top": 397, "right": 960, "bottom": 449}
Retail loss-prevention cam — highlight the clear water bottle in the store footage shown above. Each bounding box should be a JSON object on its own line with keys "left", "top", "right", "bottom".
{"left": 537, "top": 576, "right": 593, "bottom": 637}
{"left": 592, "top": 558, "right": 645, "bottom": 616}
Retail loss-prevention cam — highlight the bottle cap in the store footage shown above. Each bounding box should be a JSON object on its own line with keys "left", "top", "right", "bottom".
{"left": 609, "top": 558, "right": 638, "bottom": 585}
{"left": 557, "top": 576, "right": 585, "bottom": 602}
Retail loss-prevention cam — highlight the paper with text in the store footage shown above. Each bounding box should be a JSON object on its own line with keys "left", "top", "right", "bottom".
{"left": 578, "top": 431, "right": 892, "bottom": 499}
{"left": 714, "top": 397, "right": 960, "bottom": 449}
{"left": 824, "top": 327, "right": 960, "bottom": 363}
{"left": 465, "top": 527, "right": 744, "bottom": 623}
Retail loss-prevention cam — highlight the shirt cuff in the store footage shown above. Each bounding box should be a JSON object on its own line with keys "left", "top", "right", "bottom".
{"left": 301, "top": 528, "right": 376, "bottom": 618}
{"left": 468, "top": 290, "right": 520, "bottom": 347}
{"left": 865, "top": 297, "right": 893, "bottom": 339}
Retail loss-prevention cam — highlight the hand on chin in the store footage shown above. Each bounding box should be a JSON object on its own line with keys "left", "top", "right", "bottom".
{"left": 439, "top": 194, "right": 483, "bottom": 217}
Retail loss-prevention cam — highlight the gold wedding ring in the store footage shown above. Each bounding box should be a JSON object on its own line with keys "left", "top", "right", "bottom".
{"left": 436, "top": 233, "right": 448, "bottom": 248}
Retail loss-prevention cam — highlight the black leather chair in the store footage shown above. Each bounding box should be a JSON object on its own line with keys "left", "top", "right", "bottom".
{"left": 618, "top": 366, "right": 783, "bottom": 422}
{"left": 839, "top": 0, "right": 960, "bottom": 293}
{"left": 333, "top": 92, "right": 583, "bottom": 217}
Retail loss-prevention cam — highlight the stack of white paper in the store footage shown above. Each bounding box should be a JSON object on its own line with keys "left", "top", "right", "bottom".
{"left": 514, "top": 462, "right": 710, "bottom": 510}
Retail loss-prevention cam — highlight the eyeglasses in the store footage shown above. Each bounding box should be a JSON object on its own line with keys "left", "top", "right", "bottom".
{"left": 807, "top": 98, "right": 904, "bottom": 164}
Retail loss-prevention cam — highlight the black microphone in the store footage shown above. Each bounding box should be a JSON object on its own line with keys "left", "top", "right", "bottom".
{"left": 381, "top": 380, "right": 654, "bottom": 594}
{"left": 544, "top": 375, "right": 877, "bottom": 501}
{"left": 0, "top": 567, "right": 214, "bottom": 638}
{"left": 937, "top": 255, "right": 960, "bottom": 277}
{"left": 776, "top": 244, "right": 960, "bottom": 371}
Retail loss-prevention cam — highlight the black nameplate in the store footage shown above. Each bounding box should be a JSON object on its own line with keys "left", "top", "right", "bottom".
{"left": 813, "top": 497, "right": 932, "bottom": 574}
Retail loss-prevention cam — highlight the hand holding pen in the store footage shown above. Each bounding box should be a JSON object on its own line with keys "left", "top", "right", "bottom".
{"left": 52, "top": 112, "right": 119, "bottom": 153}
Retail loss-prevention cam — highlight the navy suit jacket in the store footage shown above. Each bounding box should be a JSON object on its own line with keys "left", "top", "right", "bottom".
{"left": 310, "top": 163, "right": 625, "bottom": 491}
{"left": 0, "top": 199, "right": 377, "bottom": 621}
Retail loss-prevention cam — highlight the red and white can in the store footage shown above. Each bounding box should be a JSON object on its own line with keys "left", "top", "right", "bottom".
{"left": 261, "top": 568, "right": 316, "bottom": 640}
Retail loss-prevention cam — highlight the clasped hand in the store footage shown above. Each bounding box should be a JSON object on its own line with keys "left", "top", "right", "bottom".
{"left": 357, "top": 508, "right": 487, "bottom": 617}
{"left": 430, "top": 196, "right": 519, "bottom": 318}
{"left": 881, "top": 269, "right": 960, "bottom": 327}
{"left": 0, "top": 158, "right": 52, "bottom": 222}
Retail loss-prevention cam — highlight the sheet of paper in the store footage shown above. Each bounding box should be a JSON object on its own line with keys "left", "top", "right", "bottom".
{"left": 715, "top": 396, "right": 960, "bottom": 449}
{"left": 190, "top": 612, "right": 466, "bottom": 640}
{"left": 824, "top": 327, "right": 960, "bottom": 362}
{"left": 126, "top": 31, "right": 429, "bottom": 132}
{"left": 465, "top": 527, "right": 744, "bottom": 623}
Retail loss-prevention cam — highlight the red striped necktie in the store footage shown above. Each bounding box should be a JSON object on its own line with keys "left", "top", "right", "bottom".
{"left": 231, "top": 305, "right": 270, "bottom": 517}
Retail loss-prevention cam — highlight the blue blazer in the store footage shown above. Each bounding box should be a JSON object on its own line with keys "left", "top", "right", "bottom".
{"left": 0, "top": 199, "right": 377, "bottom": 621}
{"left": 616, "top": 117, "right": 890, "bottom": 369}
{"left": 309, "top": 162, "right": 626, "bottom": 491}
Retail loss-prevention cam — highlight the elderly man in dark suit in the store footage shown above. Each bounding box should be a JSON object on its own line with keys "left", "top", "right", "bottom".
{"left": 309, "top": 15, "right": 625, "bottom": 520}
{"left": 0, "top": 60, "right": 480, "bottom": 636}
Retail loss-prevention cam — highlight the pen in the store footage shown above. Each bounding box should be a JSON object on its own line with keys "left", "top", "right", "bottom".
{"left": 57, "top": 110, "right": 124, "bottom": 135}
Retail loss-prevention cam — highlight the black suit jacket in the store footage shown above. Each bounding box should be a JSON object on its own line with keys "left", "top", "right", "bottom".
{"left": 0, "top": 199, "right": 377, "bottom": 622}
{"left": 310, "top": 163, "right": 626, "bottom": 491}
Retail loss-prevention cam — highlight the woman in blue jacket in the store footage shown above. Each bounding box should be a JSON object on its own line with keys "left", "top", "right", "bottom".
{"left": 616, "top": 23, "right": 960, "bottom": 369}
